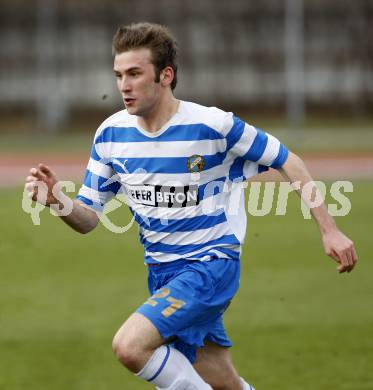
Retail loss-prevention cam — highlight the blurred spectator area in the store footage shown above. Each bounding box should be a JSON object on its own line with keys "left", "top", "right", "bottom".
{"left": 0, "top": 0, "right": 372, "bottom": 131}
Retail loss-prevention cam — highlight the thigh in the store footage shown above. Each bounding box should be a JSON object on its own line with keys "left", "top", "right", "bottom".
{"left": 193, "top": 342, "right": 242, "bottom": 390}
{"left": 113, "top": 312, "right": 165, "bottom": 353}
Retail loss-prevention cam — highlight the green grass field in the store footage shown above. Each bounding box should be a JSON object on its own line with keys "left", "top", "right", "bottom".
{"left": 0, "top": 182, "right": 372, "bottom": 389}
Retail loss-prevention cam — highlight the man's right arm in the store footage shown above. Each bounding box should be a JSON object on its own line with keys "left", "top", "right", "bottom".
{"left": 58, "top": 199, "right": 99, "bottom": 234}
{"left": 25, "top": 163, "right": 99, "bottom": 234}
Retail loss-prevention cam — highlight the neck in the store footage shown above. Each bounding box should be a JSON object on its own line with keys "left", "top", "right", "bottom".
{"left": 138, "top": 91, "right": 179, "bottom": 133}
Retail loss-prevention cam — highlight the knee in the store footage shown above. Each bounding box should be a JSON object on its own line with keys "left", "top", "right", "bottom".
{"left": 112, "top": 330, "right": 144, "bottom": 372}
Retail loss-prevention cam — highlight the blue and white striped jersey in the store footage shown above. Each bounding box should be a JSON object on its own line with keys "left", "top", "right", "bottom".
{"left": 77, "top": 100, "right": 288, "bottom": 264}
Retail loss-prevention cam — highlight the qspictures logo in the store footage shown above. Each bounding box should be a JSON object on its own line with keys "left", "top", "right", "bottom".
{"left": 22, "top": 178, "right": 354, "bottom": 234}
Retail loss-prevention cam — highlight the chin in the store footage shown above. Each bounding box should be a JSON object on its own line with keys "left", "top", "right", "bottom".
{"left": 125, "top": 106, "right": 137, "bottom": 115}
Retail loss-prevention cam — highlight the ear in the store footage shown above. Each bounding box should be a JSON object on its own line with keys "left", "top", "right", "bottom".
{"left": 160, "top": 66, "right": 174, "bottom": 87}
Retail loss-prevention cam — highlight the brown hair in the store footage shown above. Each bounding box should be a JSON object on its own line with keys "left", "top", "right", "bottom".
{"left": 112, "top": 22, "right": 178, "bottom": 90}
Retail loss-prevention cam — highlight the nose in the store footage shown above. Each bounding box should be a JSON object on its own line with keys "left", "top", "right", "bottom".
{"left": 119, "top": 76, "right": 131, "bottom": 93}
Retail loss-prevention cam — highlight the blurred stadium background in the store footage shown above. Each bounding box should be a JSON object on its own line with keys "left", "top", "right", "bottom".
{"left": 1, "top": 0, "right": 373, "bottom": 133}
{"left": 0, "top": 1, "right": 372, "bottom": 389}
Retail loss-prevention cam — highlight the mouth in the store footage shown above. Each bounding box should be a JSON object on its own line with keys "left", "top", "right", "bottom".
{"left": 123, "top": 97, "right": 135, "bottom": 105}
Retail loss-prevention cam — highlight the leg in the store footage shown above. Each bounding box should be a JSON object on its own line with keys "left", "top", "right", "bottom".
{"left": 194, "top": 342, "right": 255, "bottom": 390}
{"left": 112, "top": 312, "right": 212, "bottom": 389}
{"left": 114, "top": 259, "right": 240, "bottom": 388}
{"left": 112, "top": 312, "right": 164, "bottom": 372}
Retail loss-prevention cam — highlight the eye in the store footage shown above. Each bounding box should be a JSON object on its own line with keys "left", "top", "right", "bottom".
{"left": 130, "top": 69, "right": 144, "bottom": 77}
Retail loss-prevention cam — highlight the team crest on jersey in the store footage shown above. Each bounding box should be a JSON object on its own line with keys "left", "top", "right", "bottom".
{"left": 187, "top": 155, "right": 205, "bottom": 173}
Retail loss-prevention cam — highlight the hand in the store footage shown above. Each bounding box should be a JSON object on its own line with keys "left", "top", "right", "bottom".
{"left": 25, "top": 163, "right": 60, "bottom": 207}
{"left": 322, "top": 229, "right": 358, "bottom": 273}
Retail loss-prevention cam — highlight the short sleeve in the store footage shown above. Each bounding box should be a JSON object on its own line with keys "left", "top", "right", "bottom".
{"left": 226, "top": 116, "right": 289, "bottom": 181}
{"left": 76, "top": 134, "right": 122, "bottom": 212}
{"left": 226, "top": 116, "right": 288, "bottom": 167}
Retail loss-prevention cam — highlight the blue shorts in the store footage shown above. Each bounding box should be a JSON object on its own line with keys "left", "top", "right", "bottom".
{"left": 136, "top": 258, "right": 240, "bottom": 363}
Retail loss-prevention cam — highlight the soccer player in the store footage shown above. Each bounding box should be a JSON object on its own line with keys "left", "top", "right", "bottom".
{"left": 25, "top": 23, "right": 357, "bottom": 390}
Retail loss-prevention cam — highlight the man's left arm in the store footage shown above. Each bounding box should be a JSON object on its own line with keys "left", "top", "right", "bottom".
{"left": 278, "top": 151, "right": 358, "bottom": 273}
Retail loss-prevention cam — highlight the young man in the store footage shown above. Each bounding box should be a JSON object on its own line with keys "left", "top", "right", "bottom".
{"left": 26, "top": 23, "right": 357, "bottom": 390}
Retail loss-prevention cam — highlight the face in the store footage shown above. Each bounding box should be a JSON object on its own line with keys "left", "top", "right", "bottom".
{"left": 113, "top": 48, "right": 162, "bottom": 117}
